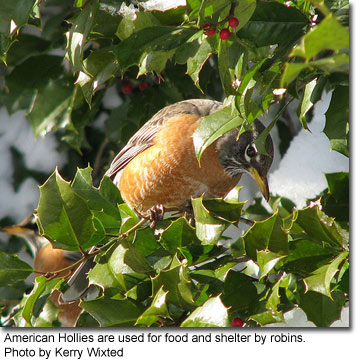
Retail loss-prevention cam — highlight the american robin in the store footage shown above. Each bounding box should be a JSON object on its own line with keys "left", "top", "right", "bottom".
{"left": 1, "top": 213, "right": 83, "bottom": 326}
{"left": 105, "top": 99, "right": 273, "bottom": 222}
{"left": 62, "top": 98, "right": 274, "bottom": 303}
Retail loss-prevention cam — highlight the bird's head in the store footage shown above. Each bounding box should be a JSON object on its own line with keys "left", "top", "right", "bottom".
{"left": 216, "top": 119, "right": 274, "bottom": 201}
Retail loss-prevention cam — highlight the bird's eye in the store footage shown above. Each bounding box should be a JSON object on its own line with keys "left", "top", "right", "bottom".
{"left": 246, "top": 144, "right": 257, "bottom": 158}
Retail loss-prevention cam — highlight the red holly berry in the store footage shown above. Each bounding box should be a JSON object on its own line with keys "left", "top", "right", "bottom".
{"left": 204, "top": 24, "right": 216, "bottom": 37}
{"left": 232, "top": 318, "right": 245, "bottom": 327}
{"left": 205, "top": 27, "right": 216, "bottom": 36}
{"left": 219, "top": 28, "right": 231, "bottom": 40}
{"left": 121, "top": 81, "right": 132, "bottom": 94}
{"left": 139, "top": 82, "right": 149, "bottom": 91}
{"left": 228, "top": 17, "right": 240, "bottom": 29}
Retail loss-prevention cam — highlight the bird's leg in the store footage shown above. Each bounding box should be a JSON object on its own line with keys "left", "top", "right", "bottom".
{"left": 147, "top": 204, "right": 165, "bottom": 229}
{"left": 183, "top": 202, "right": 195, "bottom": 226}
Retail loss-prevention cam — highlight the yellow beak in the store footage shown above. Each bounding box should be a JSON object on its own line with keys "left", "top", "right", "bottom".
{"left": 249, "top": 167, "right": 270, "bottom": 201}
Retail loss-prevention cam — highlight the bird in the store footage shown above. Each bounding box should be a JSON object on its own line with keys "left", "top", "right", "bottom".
{"left": 1, "top": 213, "right": 84, "bottom": 326}
{"left": 105, "top": 98, "right": 273, "bottom": 223}
{"left": 61, "top": 98, "right": 274, "bottom": 303}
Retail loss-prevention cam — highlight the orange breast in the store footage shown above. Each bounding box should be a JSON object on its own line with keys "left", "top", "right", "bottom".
{"left": 119, "top": 114, "right": 241, "bottom": 214}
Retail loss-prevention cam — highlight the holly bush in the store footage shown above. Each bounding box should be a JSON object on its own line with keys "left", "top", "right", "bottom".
{"left": 0, "top": 0, "right": 349, "bottom": 327}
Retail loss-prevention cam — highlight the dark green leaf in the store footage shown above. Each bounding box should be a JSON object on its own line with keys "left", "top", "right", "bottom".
{"left": 28, "top": 78, "right": 74, "bottom": 138}
{"left": 81, "top": 297, "right": 143, "bottom": 326}
{"left": 323, "top": 86, "right": 349, "bottom": 156}
{"left": 321, "top": 172, "right": 349, "bottom": 221}
{"left": 242, "top": 211, "right": 289, "bottom": 260}
{"left": 237, "top": 1, "right": 308, "bottom": 47}
{"left": 0, "top": 252, "right": 33, "bottom": 286}
{"left": 114, "top": 26, "right": 196, "bottom": 72}
{"left": 221, "top": 270, "right": 258, "bottom": 311}
{"left": 160, "top": 217, "right": 196, "bottom": 254}
{"left": 299, "top": 290, "right": 346, "bottom": 327}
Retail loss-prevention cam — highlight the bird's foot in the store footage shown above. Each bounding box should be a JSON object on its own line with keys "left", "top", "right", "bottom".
{"left": 147, "top": 204, "right": 165, "bottom": 229}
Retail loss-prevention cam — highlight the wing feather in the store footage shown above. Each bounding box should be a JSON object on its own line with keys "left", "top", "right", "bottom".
{"left": 105, "top": 99, "right": 223, "bottom": 179}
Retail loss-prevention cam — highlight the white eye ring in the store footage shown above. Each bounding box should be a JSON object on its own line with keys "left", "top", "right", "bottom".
{"left": 245, "top": 144, "right": 257, "bottom": 162}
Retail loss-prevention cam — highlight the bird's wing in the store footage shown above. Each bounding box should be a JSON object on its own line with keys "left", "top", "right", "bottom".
{"left": 104, "top": 99, "right": 223, "bottom": 179}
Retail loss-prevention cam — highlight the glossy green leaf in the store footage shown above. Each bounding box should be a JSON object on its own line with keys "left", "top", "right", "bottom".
{"left": 0, "top": 252, "right": 33, "bottom": 286}
{"left": 181, "top": 295, "right": 231, "bottom": 327}
{"left": 65, "top": 0, "right": 99, "bottom": 72}
{"left": 233, "top": 0, "right": 256, "bottom": 31}
{"left": 71, "top": 166, "right": 121, "bottom": 232}
{"left": 281, "top": 239, "right": 337, "bottom": 276}
{"left": 324, "top": 86, "right": 349, "bottom": 156}
{"left": 36, "top": 168, "right": 105, "bottom": 251}
{"left": 152, "top": 256, "right": 194, "bottom": 311}
{"left": 304, "top": 251, "right": 348, "bottom": 298}
{"left": 81, "top": 296, "right": 143, "bottom": 326}
{"left": 187, "top": 39, "right": 212, "bottom": 89}
{"left": 22, "top": 276, "right": 63, "bottom": 326}
{"left": 237, "top": 1, "right": 308, "bottom": 47}
{"left": 160, "top": 217, "right": 196, "bottom": 254}
{"left": 116, "top": 11, "right": 160, "bottom": 41}
{"left": 191, "top": 196, "right": 227, "bottom": 245}
{"left": 3, "top": 54, "right": 63, "bottom": 114}
{"left": 257, "top": 250, "right": 286, "bottom": 280}
{"left": 299, "top": 79, "right": 316, "bottom": 129}
{"left": 249, "top": 310, "right": 285, "bottom": 326}
{"left": 290, "top": 14, "right": 348, "bottom": 61}
{"left": 242, "top": 211, "right": 289, "bottom": 260}
{"left": 193, "top": 106, "right": 243, "bottom": 163}
{"left": 294, "top": 206, "right": 344, "bottom": 248}
{"left": 76, "top": 51, "right": 118, "bottom": 105}
{"left": 136, "top": 287, "right": 170, "bottom": 326}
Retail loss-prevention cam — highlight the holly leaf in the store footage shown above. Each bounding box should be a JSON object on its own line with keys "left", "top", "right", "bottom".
{"left": 323, "top": 86, "right": 349, "bottom": 157}
{"left": 151, "top": 256, "right": 194, "bottom": 311}
{"left": 181, "top": 295, "right": 231, "bottom": 327}
{"left": 186, "top": 39, "right": 212, "bottom": 89}
{"left": 65, "top": 0, "right": 99, "bottom": 72}
{"left": 136, "top": 287, "right": 170, "bottom": 326}
{"left": 36, "top": 168, "right": 105, "bottom": 251}
{"left": 193, "top": 106, "right": 243, "bottom": 163}
{"left": 0, "top": 252, "right": 33, "bottom": 286}
{"left": 241, "top": 211, "right": 289, "bottom": 260}
{"left": 303, "top": 251, "right": 348, "bottom": 298}
{"left": 221, "top": 270, "right": 258, "bottom": 311}
{"left": 294, "top": 206, "right": 344, "bottom": 248}
{"left": 299, "top": 290, "right": 346, "bottom": 327}
{"left": 191, "top": 196, "right": 227, "bottom": 245}
{"left": 81, "top": 297, "right": 143, "bottom": 327}
{"left": 237, "top": 1, "right": 308, "bottom": 47}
